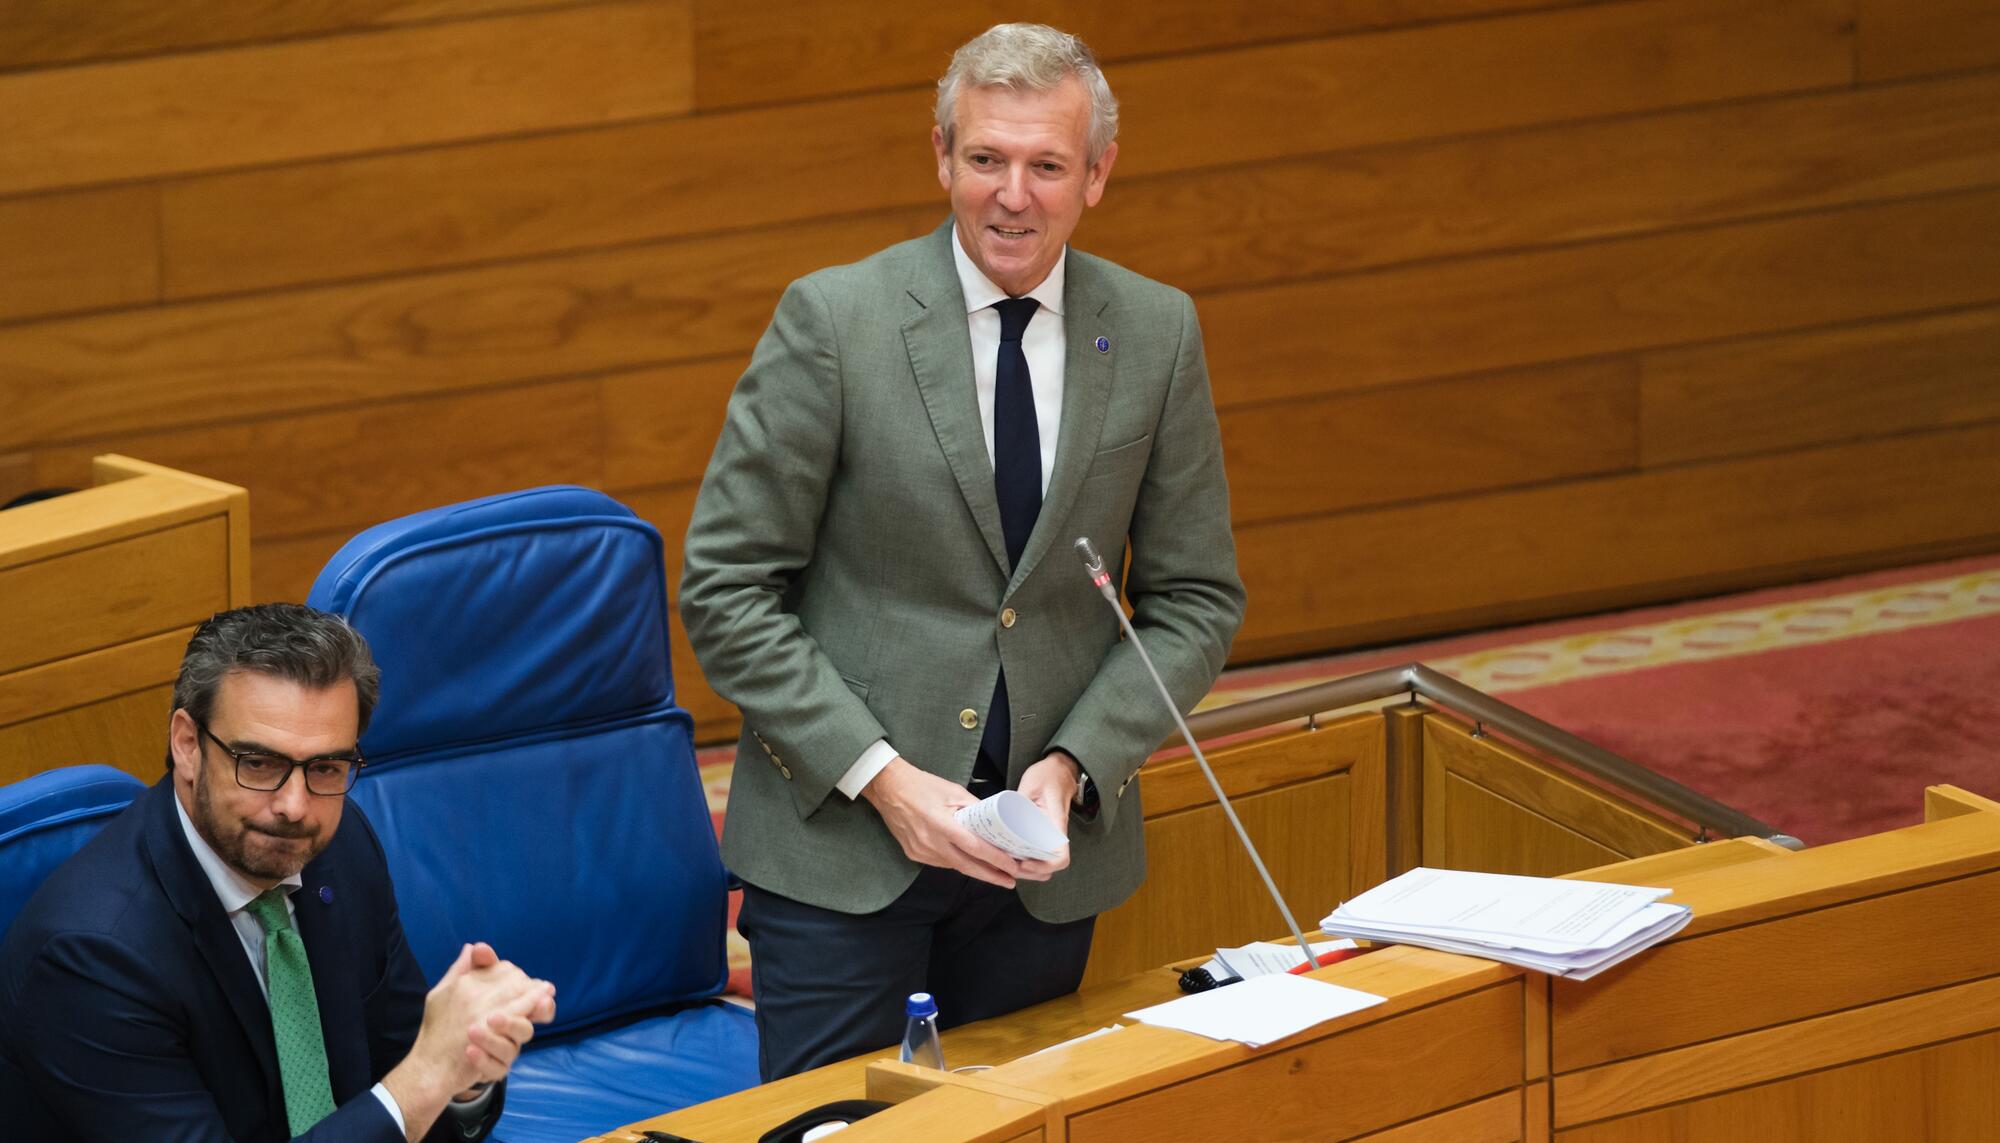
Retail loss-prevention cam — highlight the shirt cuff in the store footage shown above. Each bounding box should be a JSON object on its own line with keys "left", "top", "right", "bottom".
{"left": 836, "top": 739, "right": 899, "bottom": 800}
{"left": 370, "top": 1082, "right": 406, "bottom": 1135}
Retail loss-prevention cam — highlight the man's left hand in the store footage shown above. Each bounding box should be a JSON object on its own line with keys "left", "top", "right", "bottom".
{"left": 1016, "top": 752, "right": 1080, "bottom": 876}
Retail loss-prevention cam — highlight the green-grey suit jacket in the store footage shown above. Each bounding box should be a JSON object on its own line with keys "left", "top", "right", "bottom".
{"left": 680, "top": 222, "right": 1245, "bottom": 923}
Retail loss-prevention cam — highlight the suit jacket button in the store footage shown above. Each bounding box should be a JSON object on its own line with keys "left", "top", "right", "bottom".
{"left": 959, "top": 708, "right": 980, "bottom": 730}
{"left": 999, "top": 608, "right": 1017, "bottom": 629}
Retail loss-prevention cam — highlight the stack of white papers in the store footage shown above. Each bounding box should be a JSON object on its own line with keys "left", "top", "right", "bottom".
{"left": 1126, "top": 974, "right": 1386, "bottom": 1048}
{"left": 1319, "top": 867, "right": 1692, "bottom": 981}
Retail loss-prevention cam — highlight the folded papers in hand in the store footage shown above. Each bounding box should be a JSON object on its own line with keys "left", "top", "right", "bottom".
{"left": 954, "top": 789, "right": 1068, "bottom": 861}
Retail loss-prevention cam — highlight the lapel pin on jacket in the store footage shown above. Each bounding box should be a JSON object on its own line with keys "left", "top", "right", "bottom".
{"left": 319, "top": 885, "right": 334, "bottom": 904}
{"left": 1095, "top": 336, "right": 1110, "bottom": 353}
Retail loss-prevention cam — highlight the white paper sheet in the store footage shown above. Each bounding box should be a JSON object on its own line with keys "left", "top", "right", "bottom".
{"left": 1125, "top": 973, "right": 1386, "bottom": 1049}
{"left": 1214, "top": 939, "right": 1359, "bottom": 980}
{"left": 954, "top": 789, "right": 1068, "bottom": 861}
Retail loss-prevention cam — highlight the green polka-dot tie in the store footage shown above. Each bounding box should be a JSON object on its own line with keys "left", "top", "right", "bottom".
{"left": 244, "top": 889, "right": 336, "bottom": 1134}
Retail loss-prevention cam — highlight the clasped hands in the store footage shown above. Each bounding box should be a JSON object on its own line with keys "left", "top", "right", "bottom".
{"left": 388, "top": 941, "right": 557, "bottom": 1135}
{"left": 862, "top": 752, "right": 1080, "bottom": 889}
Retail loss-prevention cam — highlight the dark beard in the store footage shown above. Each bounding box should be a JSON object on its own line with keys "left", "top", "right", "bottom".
{"left": 192, "top": 768, "right": 325, "bottom": 881}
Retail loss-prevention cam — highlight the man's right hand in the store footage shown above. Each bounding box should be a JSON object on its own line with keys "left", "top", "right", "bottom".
{"left": 384, "top": 942, "right": 557, "bottom": 1139}
{"left": 861, "top": 757, "right": 1032, "bottom": 888}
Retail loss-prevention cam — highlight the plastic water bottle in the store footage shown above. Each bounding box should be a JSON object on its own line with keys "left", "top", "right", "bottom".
{"left": 899, "top": 992, "right": 945, "bottom": 1069}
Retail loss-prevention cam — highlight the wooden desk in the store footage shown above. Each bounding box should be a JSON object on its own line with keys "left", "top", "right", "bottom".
{"left": 0, "top": 455, "right": 248, "bottom": 783}
{"left": 597, "top": 794, "right": 2000, "bottom": 1142}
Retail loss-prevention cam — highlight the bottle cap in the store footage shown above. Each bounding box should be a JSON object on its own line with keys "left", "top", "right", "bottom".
{"left": 906, "top": 991, "right": 938, "bottom": 1018}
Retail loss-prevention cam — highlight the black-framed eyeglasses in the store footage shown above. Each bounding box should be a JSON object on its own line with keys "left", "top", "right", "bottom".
{"left": 192, "top": 719, "right": 365, "bottom": 797}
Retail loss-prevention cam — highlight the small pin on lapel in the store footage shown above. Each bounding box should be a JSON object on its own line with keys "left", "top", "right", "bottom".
{"left": 1095, "top": 336, "right": 1110, "bottom": 353}
{"left": 319, "top": 885, "right": 334, "bottom": 904}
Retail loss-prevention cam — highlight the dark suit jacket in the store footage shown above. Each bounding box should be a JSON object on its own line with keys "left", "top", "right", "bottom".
{"left": 0, "top": 778, "right": 497, "bottom": 1142}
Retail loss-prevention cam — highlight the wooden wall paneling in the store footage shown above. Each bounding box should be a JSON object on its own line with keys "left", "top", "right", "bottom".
{"left": 253, "top": 532, "right": 352, "bottom": 610}
{"left": 1639, "top": 303, "right": 2000, "bottom": 466}
{"left": 691, "top": 0, "right": 1567, "bottom": 110}
{"left": 161, "top": 0, "right": 1855, "bottom": 299}
{"left": 30, "top": 379, "right": 608, "bottom": 544}
{"left": 0, "top": 454, "right": 36, "bottom": 505}
{"left": 1220, "top": 361, "right": 1638, "bottom": 525}
{"left": 2, "top": 208, "right": 936, "bottom": 452}
{"left": 160, "top": 86, "right": 935, "bottom": 299}
{"left": 1555, "top": 971, "right": 2000, "bottom": 1128}
{"left": 611, "top": 483, "right": 733, "bottom": 737}
{"left": 600, "top": 357, "right": 749, "bottom": 490}
{"left": 1202, "top": 187, "right": 2000, "bottom": 410}
{"left": 1107, "top": 0, "right": 1853, "bottom": 183}
{"left": 1554, "top": 1029, "right": 2000, "bottom": 1142}
{"left": 1551, "top": 868, "right": 2000, "bottom": 1071}
{"left": 1092, "top": 69, "right": 2000, "bottom": 297}
{"left": 0, "top": 186, "right": 158, "bottom": 324}
{"left": 0, "top": 1, "right": 695, "bottom": 197}
{"left": 1064, "top": 982, "right": 1523, "bottom": 1142}
{"left": 1230, "top": 421, "right": 2000, "bottom": 659}
{"left": 0, "top": 684, "right": 173, "bottom": 785}
{"left": 0, "top": 0, "right": 577, "bottom": 73}
{"left": 0, "top": 518, "right": 230, "bottom": 672}
{"left": 1857, "top": 0, "right": 2000, "bottom": 81}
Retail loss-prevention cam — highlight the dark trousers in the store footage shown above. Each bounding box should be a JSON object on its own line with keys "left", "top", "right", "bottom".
{"left": 737, "top": 865, "right": 1096, "bottom": 1081}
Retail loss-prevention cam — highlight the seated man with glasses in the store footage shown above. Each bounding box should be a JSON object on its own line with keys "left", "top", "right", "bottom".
{"left": 0, "top": 603, "right": 556, "bottom": 1142}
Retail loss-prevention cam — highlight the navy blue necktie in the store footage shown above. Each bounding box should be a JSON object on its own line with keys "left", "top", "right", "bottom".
{"left": 978, "top": 296, "right": 1042, "bottom": 785}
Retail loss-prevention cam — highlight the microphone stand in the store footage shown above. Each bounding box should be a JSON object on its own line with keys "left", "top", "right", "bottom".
{"left": 1073, "top": 538, "right": 1316, "bottom": 961}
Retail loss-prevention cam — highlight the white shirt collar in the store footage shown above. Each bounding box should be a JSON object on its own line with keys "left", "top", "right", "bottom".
{"left": 950, "top": 225, "right": 1066, "bottom": 318}
{"left": 173, "top": 788, "right": 302, "bottom": 915}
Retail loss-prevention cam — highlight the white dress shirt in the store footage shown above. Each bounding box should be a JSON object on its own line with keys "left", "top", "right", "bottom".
{"left": 835, "top": 229, "right": 1070, "bottom": 799}
{"left": 172, "top": 796, "right": 413, "bottom": 1131}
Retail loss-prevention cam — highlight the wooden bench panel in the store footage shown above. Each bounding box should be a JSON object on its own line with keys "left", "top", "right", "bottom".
{"left": 1066, "top": 981, "right": 1523, "bottom": 1143}
{"left": 1551, "top": 868, "right": 2000, "bottom": 1071}
{"left": 1555, "top": 1027, "right": 2000, "bottom": 1142}
{"left": 0, "top": 518, "right": 230, "bottom": 672}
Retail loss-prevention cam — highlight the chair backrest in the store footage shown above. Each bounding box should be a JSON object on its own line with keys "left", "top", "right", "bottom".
{"left": 0, "top": 765, "right": 147, "bottom": 1136}
{"left": 0, "top": 765, "right": 147, "bottom": 934}
{"left": 307, "top": 486, "right": 728, "bottom": 1036}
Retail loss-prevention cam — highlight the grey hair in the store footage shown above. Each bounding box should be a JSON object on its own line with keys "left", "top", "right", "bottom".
{"left": 935, "top": 23, "right": 1120, "bottom": 164}
{"left": 171, "top": 604, "right": 380, "bottom": 764}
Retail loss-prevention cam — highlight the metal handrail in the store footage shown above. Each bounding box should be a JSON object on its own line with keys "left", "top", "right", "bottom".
{"left": 1183, "top": 662, "right": 1802, "bottom": 849}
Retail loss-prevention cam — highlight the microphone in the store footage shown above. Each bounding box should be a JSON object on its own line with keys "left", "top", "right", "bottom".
{"left": 1071, "top": 537, "right": 1317, "bottom": 962}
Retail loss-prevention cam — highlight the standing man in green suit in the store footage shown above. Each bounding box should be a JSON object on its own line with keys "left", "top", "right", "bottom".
{"left": 680, "top": 22, "right": 1245, "bottom": 1080}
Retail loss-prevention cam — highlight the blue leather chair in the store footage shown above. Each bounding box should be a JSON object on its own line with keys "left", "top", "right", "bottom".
{"left": 308, "top": 486, "right": 758, "bottom": 1143}
{"left": 0, "top": 765, "right": 149, "bottom": 1135}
